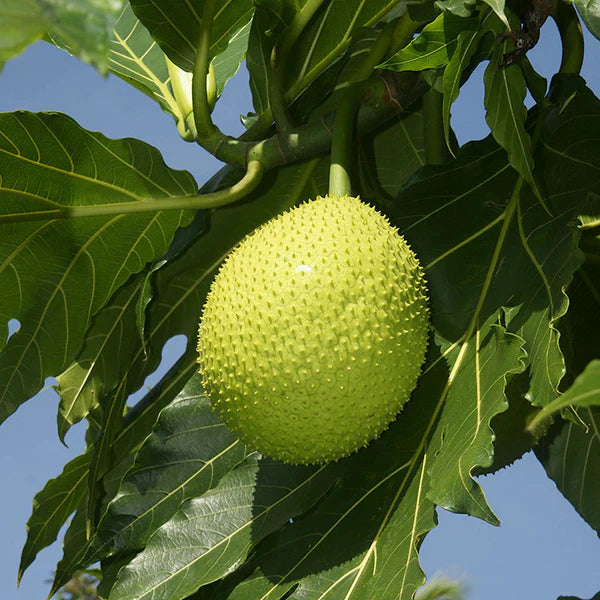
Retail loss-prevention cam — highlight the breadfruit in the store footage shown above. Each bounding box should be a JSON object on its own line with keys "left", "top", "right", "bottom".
{"left": 197, "top": 195, "right": 429, "bottom": 464}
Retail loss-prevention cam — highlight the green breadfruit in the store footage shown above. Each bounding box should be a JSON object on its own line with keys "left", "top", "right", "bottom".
{"left": 197, "top": 195, "right": 429, "bottom": 464}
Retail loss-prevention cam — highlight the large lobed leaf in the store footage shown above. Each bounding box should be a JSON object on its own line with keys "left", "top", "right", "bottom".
{"left": 0, "top": 111, "right": 196, "bottom": 423}
{"left": 536, "top": 219, "right": 600, "bottom": 539}
{"left": 56, "top": 275, "right": 147, "bottom": 442}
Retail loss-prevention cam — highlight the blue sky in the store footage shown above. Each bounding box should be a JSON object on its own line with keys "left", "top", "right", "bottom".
{"left": 0, "top": 16, "right": 599, "bottom": 600}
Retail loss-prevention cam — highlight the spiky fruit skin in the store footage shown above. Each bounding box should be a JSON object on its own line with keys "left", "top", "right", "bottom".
{"left": 197, "top": 196, "right": 429, "bottom": 464}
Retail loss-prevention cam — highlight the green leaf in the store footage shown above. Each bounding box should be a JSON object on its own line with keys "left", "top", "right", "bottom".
{"left": 440, "top": 5, "right": 503, "bottom": 151}
{"left": 246, "top": 6, "right": 277, "bottom": 114}
{"left": 474, "top": 370, "right": 539, "bottom": 475}
{"left": 0, "top": 0, "right": 46, "bottom": 70}
{"left": 574, "top": 0, "right": 600, "bottom": 40}
{"left": 211, "top": 19, "right": 251, "bottom": 97}
{"left": 288, "top": 0, "right": 399, "bottom": 92}
{"left": 0, "top": 111, "right": 196, "bottom": 426}
{"left": 129, "top": 0, "right": 255, "bottom": 72}
{"left": 247, "top": 0, "right": 399, "bottom": 111}
{"left": 435, "top": 0, "right": 476, "bottom": 18}
{"left": 18, "top": 451, "right": 91, "bottom": 582}
{"left": 483, "top": 47, "right": 538, "bottom": 197}
{"left": 519, "top": 57, "right": 548, "bottom": 105}
{"left": 387, "top": 79, "right": 598, "bottom": 517}
{"left": 53, "top": 503, "right": 90, "bottom": 594}
{"left": 108, "top": 4, "right": 250, "bottom": 127}
{"left": 0, "top": 0, "right": 124, "bottom": 73}
{"left": 135, "top": 264, "right": 158, "bottom": 356}
{"left": 512, "top": 74, "right": 600, "bottom": 407}
{"left": 108, "top": 4, "right": 181, "bottom": 118}
{"left": 109, "top": 457, "right": 336, "bottom": 600}
{"left": 528, "top": 361, "right": 600, "bottom": 430}
{"left": 480, "top": 0, "right": 509, "bottom": 28}
{"left": 85, "top": 375, "right": 251, "bottom": 564}
{"left": 536, "top": 405, "right": 600, "bottom": 536}
{"left": 56, "top": 276, "right": 147, "bottom": 442}
{"left": 360, "top": 110, "right": 426, "bottom": 201}
{"left": 424, "top": 319, "right": 525, "bottom": 522}
{"left": 441, "top": 27, "right": 481, "bottom": 150}
{"left": 50, "top": 359, "right": 200, "bottom": 597}
{"left": 379, "top": 12, "right": 478, "bottom": 72}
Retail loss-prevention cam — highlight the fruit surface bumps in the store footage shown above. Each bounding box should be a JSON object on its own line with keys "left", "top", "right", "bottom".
{"left": 197, "top": 195, "right": 429, "bottom": 464}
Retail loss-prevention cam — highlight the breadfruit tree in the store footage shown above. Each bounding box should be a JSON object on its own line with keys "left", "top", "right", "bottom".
{"left": 1, "top": 1, "right": 599, "bottom": 599}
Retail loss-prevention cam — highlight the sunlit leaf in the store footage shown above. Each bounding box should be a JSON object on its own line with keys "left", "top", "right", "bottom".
{"left": 379, "top": 12, "right": 478, "bottom": 72}
{"left": 0, "top": 0, "right": 45, "bottom": 70}
{"left": 0, "top": 112, "right": 195, "bottom": 427}
{"left": 108, "top": 4, "right": 180, "bottom": 117}
{"left": 211, "top": 20, "right": 251, "bottom": 96}
{"left": 0, "top": 0, "right": 124, "bottom": 73}
{"left": 108, "top": 4, "right": 250, "bottom": 127}
{"left": 109, "top": 457, "right": 336, "bottom": 600}
{"left": 56, "top": 276, "right": 147, "bottom": 442}
{"left": 84, "top": 376, "right": 251, "bottom": 564}
{"left": 480, "top": 0, "right": 509, "bottom": 28}
{"left": 484, "top": 46, "right": 538, "bottom": 197}
{"left": 50, "top": 354, "right": 199, "bottom": 596}
{"left": 528, "top": 361, "right": 600, "bottom": 430}
{"left": 575, "top": 0, "right": 600, "bottom": 40}
{"left": 18, "top": 451, "right": 91, "bottom": 581}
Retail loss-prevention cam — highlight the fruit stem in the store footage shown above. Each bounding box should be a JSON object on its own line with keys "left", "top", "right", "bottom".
{"left": 0, "top": 161, "right": 264, "bottom": 224}
{"left": 329, "top": 83, "right": 362, "bottom": 196}
{"left": 422, "top": 86, "right": 448, "bottom": 165}
{"left": 328, "top": 16, "right": 417, "bottom": 196}
{"left": 552, "top": 0, "right": 584, "bottom": 75}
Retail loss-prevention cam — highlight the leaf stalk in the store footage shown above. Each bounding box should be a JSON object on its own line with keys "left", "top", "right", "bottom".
{"left": 0, "top": 161, "right": 264, "bottom": 224}
{"left": 268, "top": 0, "right": 327, "bottom": 130}
{"left": 422, "top": 87, "right": 448, "bottom": 165}
{"left": 192, "top": 0, "right": 218, "bottom": 141}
